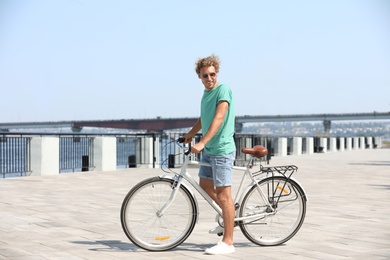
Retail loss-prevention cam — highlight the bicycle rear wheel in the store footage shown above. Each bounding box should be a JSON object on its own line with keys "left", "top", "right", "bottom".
{"left": 121, "top": 177, "right": 198, "bottom": 251}
{"left": 239, "top": 176, "right": 306, "bottom": 246}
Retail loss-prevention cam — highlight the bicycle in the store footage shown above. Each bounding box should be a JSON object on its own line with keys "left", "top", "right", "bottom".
{"left": 120, "top": 138, "right": 307, "bottom": 251}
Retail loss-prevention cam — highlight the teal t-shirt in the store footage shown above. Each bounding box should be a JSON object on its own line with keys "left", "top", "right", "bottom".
{"left": 200, "top": 83, "right": 236, "bottom": 156}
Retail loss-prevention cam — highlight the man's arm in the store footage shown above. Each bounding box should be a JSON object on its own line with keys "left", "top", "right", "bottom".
{"left": 183, "top": 118, "right": 202, "bottom": 143}
{"left": 191, "top": 101, "right": 229, "bottom": 153}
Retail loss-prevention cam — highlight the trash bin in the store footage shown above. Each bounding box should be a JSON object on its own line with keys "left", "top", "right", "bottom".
{"left": 128, "top": 155, "right": 136, "bottom": 168}
{"left": 168, "top": 154, "right": 175, "bottom": 168}
{"left": 82, "top": 155, "right": 89, "bottom": 171}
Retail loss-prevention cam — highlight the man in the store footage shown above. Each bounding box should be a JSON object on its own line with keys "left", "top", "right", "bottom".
{"left": 183, "top": 54, "right": 236, "bottom": 255}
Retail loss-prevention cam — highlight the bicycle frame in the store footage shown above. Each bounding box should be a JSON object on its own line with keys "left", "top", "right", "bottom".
{"left": 158, "top": 144, "right": 278, "bottom": 224}
{"left": 121, "top": 140, "right": 308, "bottom": 251}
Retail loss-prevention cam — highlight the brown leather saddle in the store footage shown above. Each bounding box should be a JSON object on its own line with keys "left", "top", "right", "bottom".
{"left": 241, "top": 145, "right": 268, "bottom": 158}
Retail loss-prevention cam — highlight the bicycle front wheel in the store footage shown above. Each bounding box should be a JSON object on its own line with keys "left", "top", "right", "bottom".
{"left": 120, "top": 177, "right": 198, "bottom": 251}
{"left": 239, "top": 176, "right": 306, "bottom": 246}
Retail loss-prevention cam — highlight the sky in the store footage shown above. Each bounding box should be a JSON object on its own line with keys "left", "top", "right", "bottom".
{"left": 0, "top": 0, "right": 389, "bottom": 123}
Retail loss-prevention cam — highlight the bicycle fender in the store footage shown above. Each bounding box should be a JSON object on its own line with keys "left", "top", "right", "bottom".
{"left": 289, "top": 177, "right": 308, "bottom": 201}
{"left": 158, "top": 175, "right": 200, "bottom": 220}
{"left": 268, "top": 175, "right": 308, "bottom": 201}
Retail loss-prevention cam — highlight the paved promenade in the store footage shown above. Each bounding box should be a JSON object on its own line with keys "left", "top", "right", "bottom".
{"left": 0, "top": 148, "right": 389, "bottom": 259}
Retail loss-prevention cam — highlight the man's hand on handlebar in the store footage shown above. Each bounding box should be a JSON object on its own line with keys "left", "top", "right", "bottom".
{"left": 182, "top": 134, "right": 193, "bottom": 144}
{"left": 181, "top": 134, "right": 204, "bottom": 154}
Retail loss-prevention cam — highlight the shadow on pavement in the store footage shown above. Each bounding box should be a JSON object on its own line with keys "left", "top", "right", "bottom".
{"left": 72, "top": 240, "right": 138, "bottom": 252}
{"left": 71, "top": 240, "right": 258, "bottom": 253}
{"left": 349, "top": 161, "right": 390, "bottom": 166}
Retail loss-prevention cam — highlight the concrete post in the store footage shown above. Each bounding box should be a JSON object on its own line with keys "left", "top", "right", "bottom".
{"left": 30, "top": 137, "right": 59, "bottom": 176}
{"left": 234, "top": 136, "right": 252, "bottom": 165}
{"left": 320, "top": 138, "right": 327, "bottom": 153}
{"left": 245, "top": 137, "right": 252, "bottom": 160}
{"left": 359, "top": 137, "right": 365, "bottom": 149}
{"left": 353, "top": 137, "right": 359, "bottom": 150}
{"left": 329, "top": 137, "right": 337, "bottom": 152}
{"left": 94, "top": 137, "right": 116, "bottom": 171}
{"left": 141, "top": 136, "right": 158, "bottom": 168}
{"left": 339, "top": 137, "right": 345, "bottom": 152}
{"left": 292, "top": 137, "right": 302, "bottom": 155}
{"left": 374, "top": 136, "right": 382, "bottom": 148}
{"left": 276, "top": 137, "right": 287, "bottom": 157}
{"left": 366, "top": 137, "right": 372, "bottom": 149}
{"left": 305, "top": 137, "right": 314, "bottom": 154}
{"left": 346, "top": 137, "right": 352, "bottom": 150}
{"left": 238, "top": 137, "right": 252, "bottom": 162}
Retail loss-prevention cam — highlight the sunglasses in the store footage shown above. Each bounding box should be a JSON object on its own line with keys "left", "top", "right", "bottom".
{"left": 201, "top": 72, "right": 216, "bottom": 79}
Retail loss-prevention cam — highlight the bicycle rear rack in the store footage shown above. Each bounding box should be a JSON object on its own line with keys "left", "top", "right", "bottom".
{"left": 253, "top": 165, "right": 298, "bottom": 180}
{"left": 251, "top": 165, "right": 299, "bottom": 206}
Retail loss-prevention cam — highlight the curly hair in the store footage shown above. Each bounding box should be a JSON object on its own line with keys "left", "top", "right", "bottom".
{"left": 195, "top": 54, "right": 221, "bottom": 74}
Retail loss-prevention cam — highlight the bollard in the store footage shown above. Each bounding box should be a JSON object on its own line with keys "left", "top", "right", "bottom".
{"left": 128, "top": 155, "right": 136, "bottom": 168}
{"left": 168, "top": 154, "right": 175, "bottom": 168}
{"left": 82, "top": 155, "right": 89, "bottom": 171}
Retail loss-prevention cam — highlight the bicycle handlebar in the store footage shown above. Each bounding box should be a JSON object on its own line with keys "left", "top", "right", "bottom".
{"left": 176, "top": 137, "right": 191, "bottom": 155}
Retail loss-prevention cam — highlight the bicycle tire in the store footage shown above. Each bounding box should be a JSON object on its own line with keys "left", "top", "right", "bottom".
{"left": 120, "top": 177, "right": 198, "bottom": 251}
{"left": 239, "top": 176, "right": 306, "bottom": 246}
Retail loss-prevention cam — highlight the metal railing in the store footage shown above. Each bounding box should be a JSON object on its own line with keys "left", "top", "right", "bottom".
{"left": 116, "top": 133, "right": 183, "bottom": 169}
{"left": 59, "top": 136, "right": 95, "bottom": 173}
{"left": 0, "top": 132, "right": 381, "bottom": 178}
{"left": 234, "top": 134, "right": 273, "bottom": 163}
{"left": 117, "top": 136, "right": 138, "bottom": 168}
{"left": 0, "top": 136, "right": 31, "bottom": 178}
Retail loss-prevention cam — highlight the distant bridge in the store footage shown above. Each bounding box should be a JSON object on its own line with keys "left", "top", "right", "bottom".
{"left": 1, "top": 112, "right": 389, "bottom": 134}
{"left": 234, "top": 112, "right": 390, "bottom": 133}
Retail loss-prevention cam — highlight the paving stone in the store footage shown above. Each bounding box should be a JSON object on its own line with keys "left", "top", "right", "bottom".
{"left": 0, "top": 149, "right": 389, "bottom": 259}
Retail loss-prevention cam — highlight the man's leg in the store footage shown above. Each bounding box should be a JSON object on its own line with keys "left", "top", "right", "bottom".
{"left": 199, "top": 178, "right": 219, "bottom": 204}
{"left": 203, "top": 151, "right": 236, "bottom": 255}
{"left": 200, "top": 179, "right": 235, "bottom": 244}
{"left": 216, "top": 186, "right": 235, "bottom": 246}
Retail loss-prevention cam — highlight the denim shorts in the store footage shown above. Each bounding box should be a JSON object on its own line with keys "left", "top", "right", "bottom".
{"left": 198, "top": 151, "right": 235, "bottom": 187}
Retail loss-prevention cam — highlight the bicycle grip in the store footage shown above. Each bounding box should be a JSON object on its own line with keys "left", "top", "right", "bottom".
{"left": 177, "top": 137, "right": 192, "bottom": 155}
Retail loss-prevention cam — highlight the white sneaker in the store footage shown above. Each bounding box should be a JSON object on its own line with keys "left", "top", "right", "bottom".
{"left": 205, "top": 240, "right": 235, "bottom": 255}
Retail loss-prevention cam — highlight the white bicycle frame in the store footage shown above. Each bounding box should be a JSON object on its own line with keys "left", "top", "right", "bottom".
{"left": 157, "top": 142, "right": 278, "bottom": 223}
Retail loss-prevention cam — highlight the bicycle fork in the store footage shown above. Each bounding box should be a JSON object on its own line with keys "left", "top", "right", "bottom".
{"left": 156, "top": 175, "right": 184, "bottom": 218}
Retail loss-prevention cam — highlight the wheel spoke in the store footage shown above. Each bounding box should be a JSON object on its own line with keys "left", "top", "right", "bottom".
{"left": 120, "top": 178, "right": 197, "bottom": 251}
{"left": 239, "top": 177, "right": 306, "bottom": 246}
